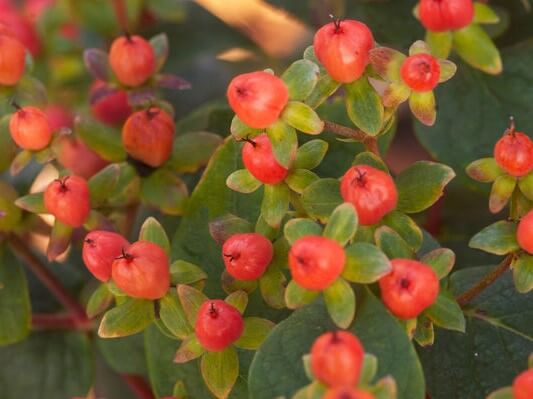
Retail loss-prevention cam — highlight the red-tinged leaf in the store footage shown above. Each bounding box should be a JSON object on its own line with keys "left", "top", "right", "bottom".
{"left": 409, "top": 40, "right": 431, "bottom": 55}
{"left": 174, "top": 335, "right": 205, "bottom": 363}
{"left": 47, "top": 220, "right": 73, "bottom": 261}
{"left": 155, "top": 74, "right": 192, "bottom": 90}
{"left": 150, "top": 33, "right": 169, "bottom": 72}
{"left": 382, "top": 82, "right": 411, "bottom": 108}
{"left": 438, "top": 60, "right": 457, "bottom": 83}
{"left": 369, "top": 47, "right": 405, "bottom": 82}
{"left": 127, "top": 89, "right": 157, "bottom": 107}
{"left": 83, "top": 49, "right": 111, "bottom": 81}
{"left": 409, "top": 91, "right": 436, "bottom": 126}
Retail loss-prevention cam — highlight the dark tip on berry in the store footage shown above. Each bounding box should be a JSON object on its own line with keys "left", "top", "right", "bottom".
{"left": 84, "top": 238, "right": 95, "bottom": 245}
{"left": 330, "top": 330, "right": 341, "bottom": 343}
{"left": 209, "top": 302, "right": 218, "bottom": 318}
{"left": 54, "top": 176, "right": 70, "bottom": 192}
{"left": 223, "top": 252, "right": 239, "bottom": 262}
{"left": 237, "top": 136, "right": 257, "bottom": 148}
{"left": 145, "top": 106, "right": 160, "bottom": 120}
{"left": 400, "top": 278, "right": 411, "bottom": 289}
{"left": 352, "top": 168, "right": 367, "bottom": 187}
{"left": 115, "top": 248, "right": 134, "bottom": 261}
{"left": 329, "top": 14, "right": 343, "bottom": 32}
{"left": 339, "top": 392, "right": 352, "bottom": 399}
{"left": 506, "top": 116, "right": 516, "bottom": 136}
{"left": 124, "top": 31, "right": 133, "bottom": 43}
{"left": 10, "top": 99, "right": 22, "bottom": 112}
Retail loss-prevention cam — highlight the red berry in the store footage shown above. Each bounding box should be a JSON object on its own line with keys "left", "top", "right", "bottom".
{"left": 222, "top": 233, "right": 273, "bottom": 280}
{"left": 513, "top": 369, "right": 533, "bottom": 399}
{"left": 313, "top": 19, "right": 374, "bottom": 83}
{"left": 227, "top": 71, "right": 288, "bottom": 129}
{"left": 419, "top": 0, "right": 474, "bottom": 32}
{"left": 400, "top": 53, "right": 441, "bottom": 92}
{"left": 9, "top": 106, "right": 52, "bottom": 150}
{"left": 517, "top": 210, "right": 533, "bottom": 254}
{"left": 45, "top": 104, "right": 74, "bottom": 132}
{"left": 289, "top": 236, "right": 345, "bottom": 290}
{"left": 310, "top": 331, "right": 364, "bottom": 387}
{"left": 494, "top": 131, "right": 533, "bottom": 177}
{"left": 111, "top": 240, "right": 170, "bottom": 299}
{"left": 56, "top": 136, "right": 109, "bottom": 179}
{"left": 82, "top": 231, "right": 130, "bottom": 282}
{"left": 0, "top": 10, "right": 41, "bottom": 55}
{"left": 340, "top": 165, "right": 398, "bottom": 226}
{"left": 90, "top": 80, "right": 132, "bottom": 125}
{"left": 324, "top": 387, "right": 374, "bottom": 399}
{"left": 43, "top": 175, "right": 91, "bottom": 227}
{"left": 109, "top": 35, "right": 155, "bottom": 87}
{"left": 0, "top": 33, "right": 25, "bottom": 85}
{"left": 195, "top": 299, "right": 244, "bottom": 352}
{"left": 122, "top": 107, "right": 175, "bottom": 167}
{"left": 241, "top": 133, "right": 289, "bottom": 184}
{"left": 379, "top": 259, "right": 439, "bottom": 319}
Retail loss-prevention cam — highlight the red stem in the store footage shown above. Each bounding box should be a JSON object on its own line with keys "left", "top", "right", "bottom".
{"left": 32, "top": 313, "right": 91, "bottom": 331}
{"left": 121, "top": 375, "right": 156, "bottom": 399}
{"left": 9, "top": 236, "right": 91, "bottom": 329}
{"left": 112, "top": 0, "right": 129, "bottom": 32}
{"left": 425, "top": 197, "right": 444, "bottom": 237}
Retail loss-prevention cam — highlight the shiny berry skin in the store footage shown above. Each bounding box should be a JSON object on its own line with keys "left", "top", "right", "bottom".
{"left": 400, "top": 53, "right": 441, "bottom": 92}
{"left": 517, "top": 210, "right": 533, "bottom": 254}
{"left": 0, "top": 33, "right": 25, "bottom": 85}
{"left": 494, "top": 132, "right": 533, "bottom": 177}
{"left": 55, "top": 136, "right": 109, "bottom": 179}
{"left": 122, "top": 108, "right": 175, "bottom": 167}
{"left": 379, "top": 259, "right": 439, "bottom": 319}
{"left": 43, "top": 176, "right": 91, "bottom": 227}
{"left": 0, "top": 10, "right": 40, "bottom": 55}
{"left": 222, "top": 233, "right": 273, "bottom": 280}
{"left": 289, "top": 236, "right": 345, "bottom": 291}
{"left": 324, "top": 387, "right": 374, "bottom": 399}
{"left": 82, "top": 231, "right": 130, "bottom": 282}
{"left": 90, "top": 80, "right": 132, "bottom": 125}
{"left": 111, "top": 240, "right": 170, "bottom": 299}
{"left": 9, "top": 106, "right": 52, "bottom": 150}
{"left": 109, "top": 35, "right": 155, "bottom": 87}
{"left": 227, "top": 71, "right": 288, "bottom": 129}
{"left": 340, "top": 165, "right": 398, "bottom": 226}
{"left": 313, "top": 19, "right": 374, "bottom": 83}
{"left": 195, "top": 299, "right": 244, "bottom": 352}
{"left": 311, "top": 331, "right": 364, "bottom": 387}
{"left": 513, "top": 369, "right": 533, "bottom": 399}
{"left": 419, "top": 0, "right": 474, "bottom": 32}
{"left": 241, "top": 133, "right": 289, "bottom": 184}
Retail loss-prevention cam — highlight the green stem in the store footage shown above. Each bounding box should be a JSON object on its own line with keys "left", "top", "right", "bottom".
{"left": 456, "top": 254, "right": 514, "bottom": 307}
{"left": 323, "top": 120, "right": 381, "bottom": 157}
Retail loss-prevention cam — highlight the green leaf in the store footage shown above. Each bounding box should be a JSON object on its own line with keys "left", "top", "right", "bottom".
{"left": 14, "top": 192, "right": 46, "bottom": 214}
{"left": 150, "top": 32, "right": 169, "bottom": 72}
{"left": 173, "top": 380, "right": 188, "bottom": 398}
{"left": 281, "top": 59, "right": 320, "bottom": 101}
{"left": 86, "top": 283, "right": 113, "bottom": 318}
{"left": 140, "top": 169, "right": 189, "bottom": 215}
{"left": 292, "top": 381, "right": 326, "bottom": 399}
{"left": 0, "top": 115, "right": 17, "bottom": 173}
{"left": 382, "top": 82, "right": 411, "bottom": 109}
{"left": 201, "top": 347, "right": 239, "bottom": 399}
{"left": 294, "top": 139, "right": 328, "bottom": 170}
{"left": 469, "top": 220, "right": 519, "bottom": 255}
{"left": 409, "top": 90, "right": 436, "bottom": 126}
{"left": 177, "top": 284, "right": 208, "bottom": 326}
{"left": 88, "top": 164, "right": 120, "bottom": 207}
{"left": 345, "top": 77, "right": 384, "bottom": 136}
{"left": 10, "top": 150, "right": 32, "bottom": 176}
{"left": 375, "top": 226, "right": 414, "bottom": 259}
{"left": 425, "top": 31, "right": 452, "bottom": 59}
{"left": 396, "top": 161, "right": 455, "bottom": 213}
{"left": 75, "top": 118, "right": 126, "bottom": 162}
{"left": 360, "top": 353, "right": 379, "bottom": 386}
{"left": 452, "top": 24, "right": 502, "bottom": 75}
{"left": 370, "top": 376, "right": 398, "bottom": 399}
{"left": 97, "top": 332, "right": 147, "bottom": 375}
{"left": 413, "top": 315, "right": 435, "bottom": 347}
{"left": 353, "top": 151, "right": 389, "bottom": 172}
{"left": 83, "top": 210, "right": 111, "bottom": 232}
{"left": 343, "top": 242, "right": 392, "bottom": 283}
{"left": 225, "top": 290, "right": 248, "bottom": 314}
{"left": 0, "top": 247, "right": 30, "bottom": 345}
{"left": 230, "top": 116, "right": 261, "bottom": 140}
{"left": 421, "top": 248, "right": 455, "bottom": 279}
{"left": 221, "top": 270, "right": 257, "bottom": 295}
{"left": 266, "top": 120, "right": 297, "bottom": 168}
{"left": 487, "top": 388, "right": 514, "bottom": 399}
{"left": 170, "top": 260, "right": 208, "bottom": 286}
{"left": 107, "top": 162, "right": 141, "bottom": 207}
{"left": 47, "top": 221, "right": 73, "bottom": 262}
{"left": 466, "top": 158, "right": 503, "bottom": 183}
{"left": 324, "top": 278, "right": 356, "bottom": 328}
{"left": 259, "top": 269, "right": 287, "bottom": 309}
{"left": 301, "top": 178, "right": 343, "bottom": 223}
{"left": 284, "top": 280, "right": 319, "bottom": 309}
{"left": 249, "top": 289, "right": 425, "bottom": 399}
{"left": 261, "top": 183, "right": 289, "bottom": 228}
{"left": 98, "top": 298, "right": 155, "bottom": 338}
{"left": 159, "top": 293, "right": 193, "bottom": 339}
{"left": 425, "top": 290, "right": 466, "bottom": 332}
{"left": 323, "top": 203, "right": 358, "bottom": 246}
{"left": 234, "top": 317, "right": 275, "bottom": 350}
{"left": 489, "top": 174, "right": 516, "bottom": 213}
{"left": 284, "top": 218, "right": 323, "bottom": 245}
{"left": 382, "top": 211, "right": 423, "bottom": 251}
{"left": 208, "top": 214, "right": 253, "bottom": 245}
{"left": 473, "top": 3, "right": 500, "bottom": 24}
{"left": 519, "top": 172, "right": 533, "bottom": 201}
{"left": 512, "top": 254, "right": 533, "bottom": 293}
{"left": 174, "top": 335, "right": 205, "bottom": 363}
{"left": 438, "top": 60, "right": 457, "bottom": 83}
{"left": 0, "top": 331, "right": 92, "bottom": 398}
{"left": 139, "top": 217, "right": 171, "bottom": 256}
{"left": 281, "top": 101, "right": 324, "bottom": 135}
{"left": 167, "top": 132, "right": 223, "bottom": 173}
{"left": 285, "top": 169, "right": 319, "bottom": 194}
{"left": 420, "top": 266, "right": 532, "bottom": 398}
{"left": 226, "top": 169, "right": 262, "bottom": 194}
{"left": 305, "top": 73, "right": 341, "bottom": 109}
